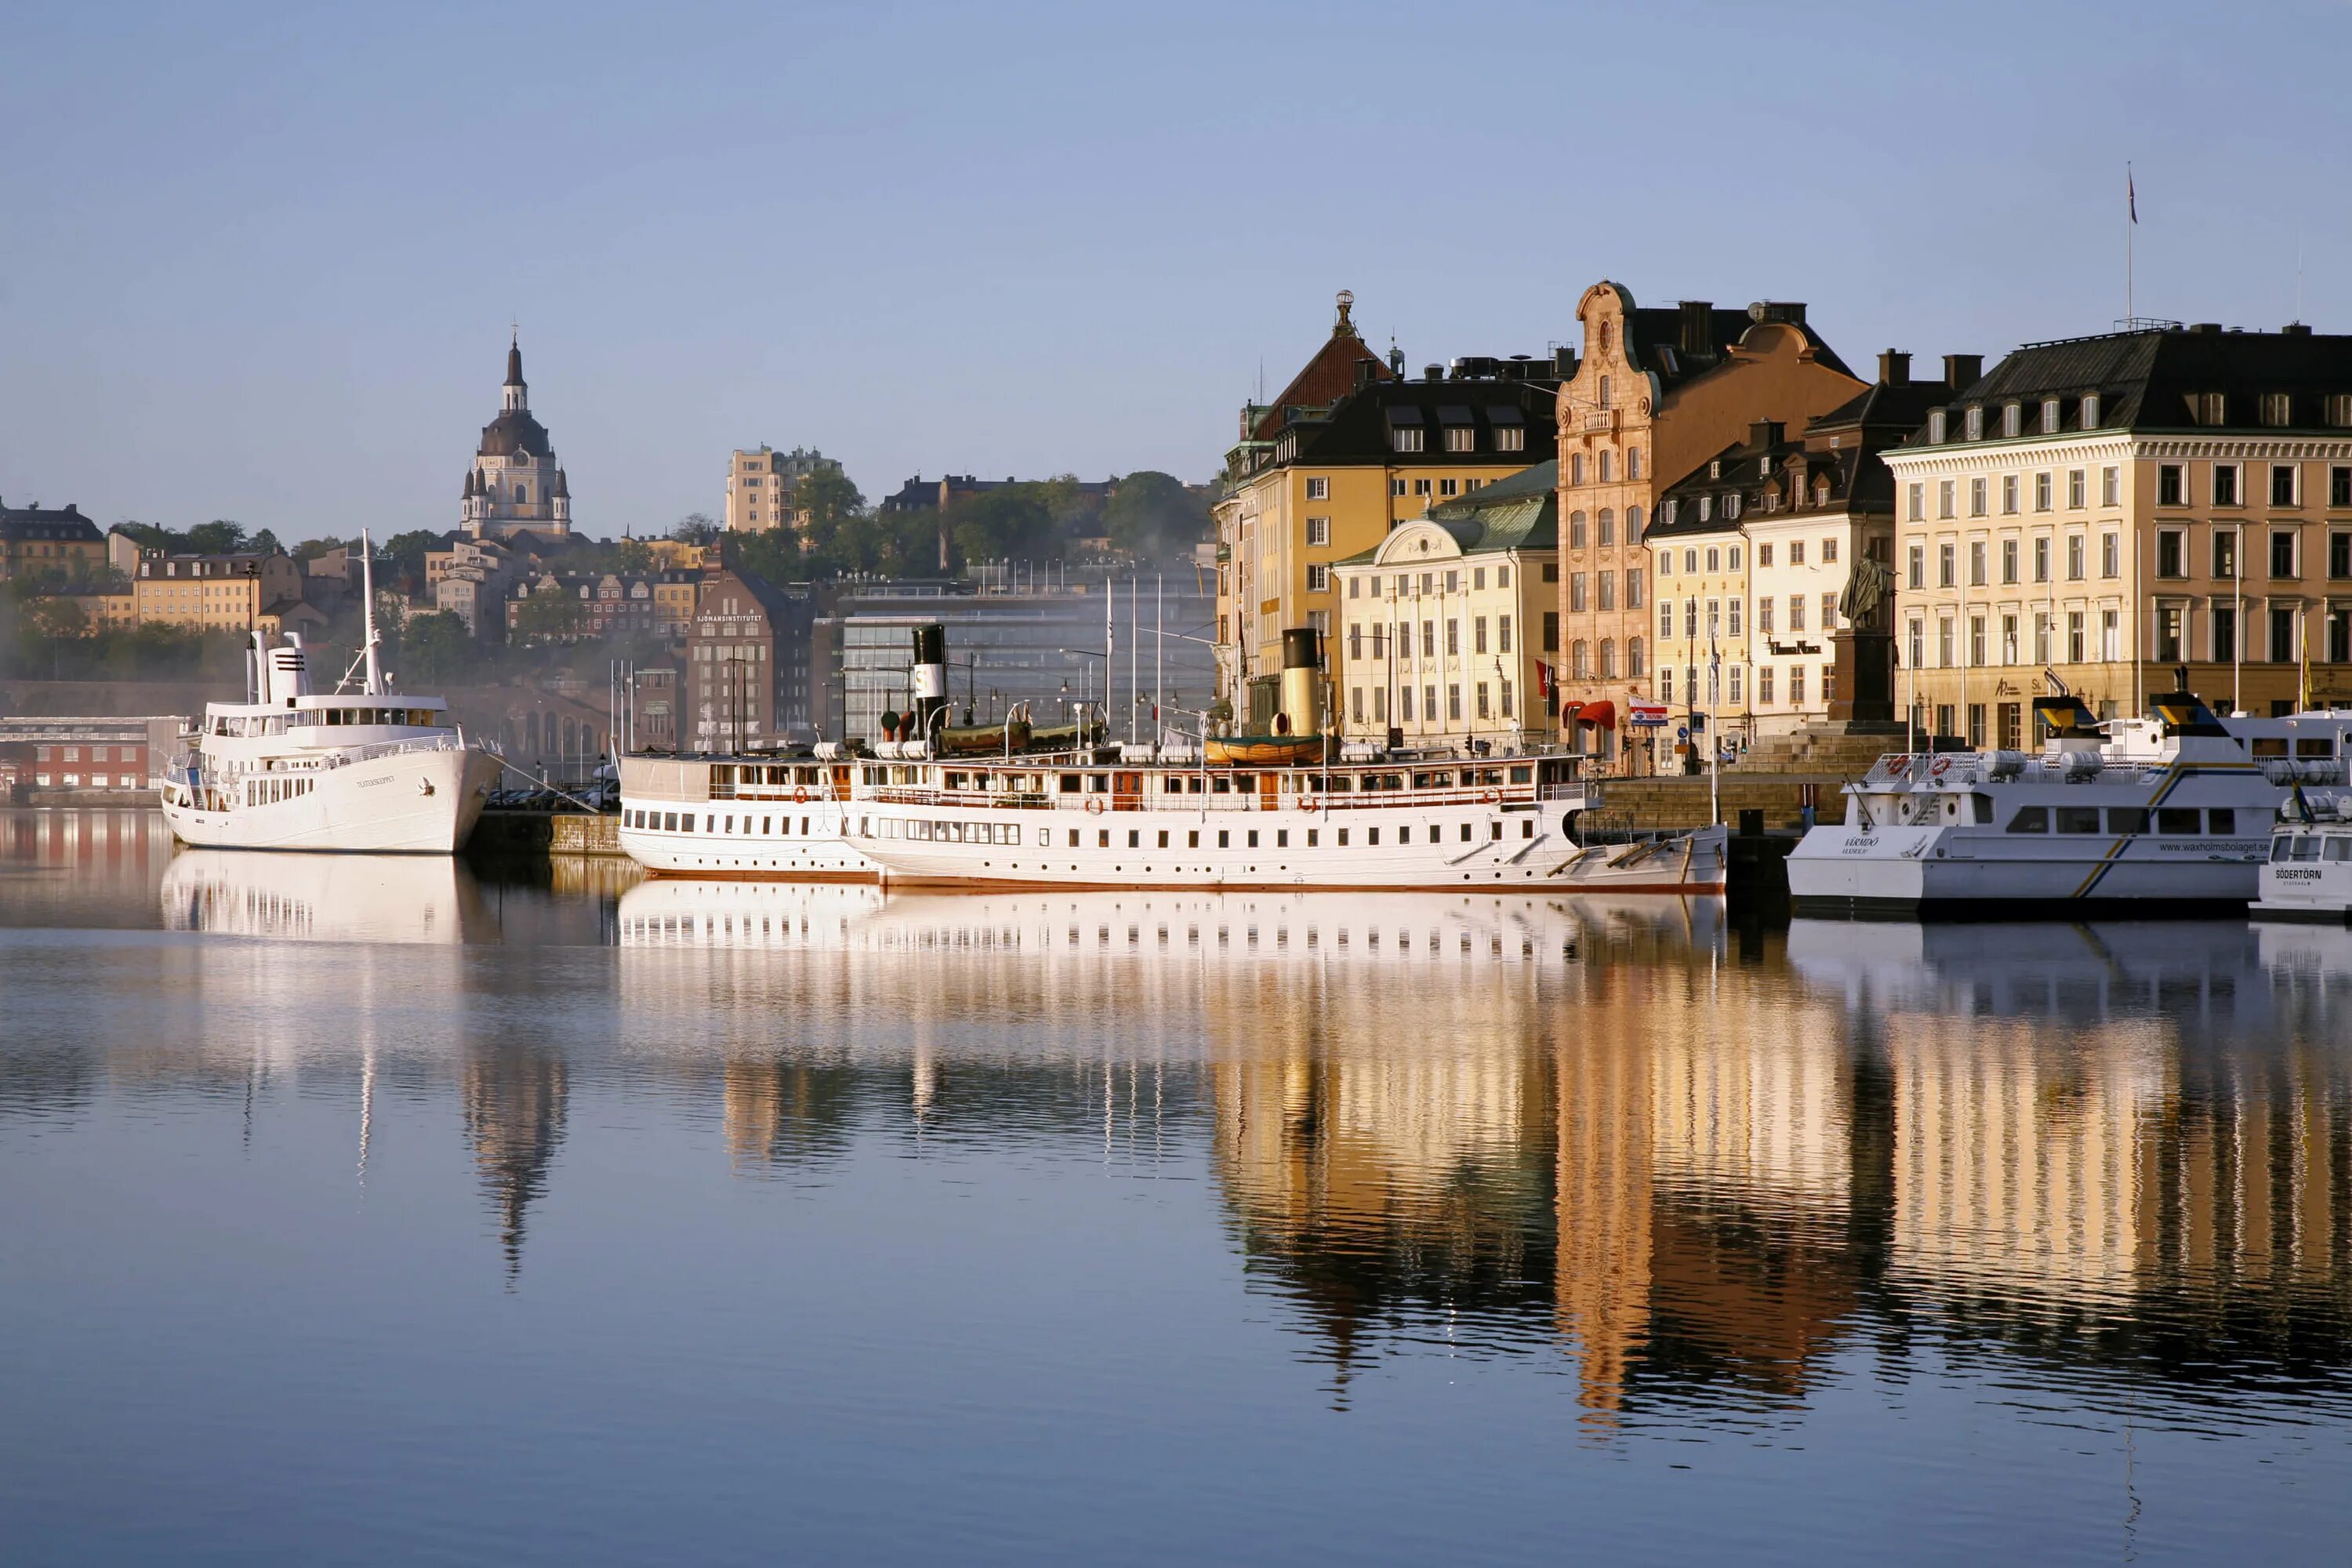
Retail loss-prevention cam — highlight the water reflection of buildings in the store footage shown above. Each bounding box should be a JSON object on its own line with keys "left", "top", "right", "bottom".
{"left": 1213, "top": 915, "right": 2352, "bottom": 1421}
{"left": 461, "top": 1047, "right": 568, "bottom": 1280}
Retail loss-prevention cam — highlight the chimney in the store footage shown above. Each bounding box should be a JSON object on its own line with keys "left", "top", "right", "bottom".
{"left": 1353, "top": 358, "right": 1378, "bottom": 391}
{"left": 2188, "top": 322, "right": 2222, "bottom": 335}
{"left": 1942, "top": 354, "right": 1983, "bottom": 390}
{"left": 1422, "top": 363, "right": 1444, "bottom": 382}
{"left": 1877, "top": 349, "right": 1911, "bottom": 385}
{"left": 1679, "top": 299, "right": 1713, "bottom": 354}
{"left": 1748, "top": 420, "right": 1784, "bottom": 451}
{"left": 1552, "top": 347, "right": 1577, "bottom": 379}
{"left": 1753, "top": 300, "right": 1808, "bottom": 325}
{"left": 2285, "top": 321, "right": 2314, "bottom": 336}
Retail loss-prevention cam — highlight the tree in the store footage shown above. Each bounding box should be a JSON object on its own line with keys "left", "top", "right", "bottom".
{"left": 248, "top": 528, "right": 283, "bottom": 557}
{"left": 612, "top": 538, "right": 653, "bottom": 574}
{"left": 392, "top": 611, "right": 475, "bottom": 685}
{"left": 293, "top": 535, "right": 347, "bottom": 562}
{"left": 186, "top": 519, "right": 248, "bottom": 554}
{"left": 24, "top": 595, "right": 88, "bottom": 640}
{"left": 378, "top": 530, "right": 446, "bottom": 593}
{"left": 514, "top": 590, "right": 586, "bottom": 642}
{"left": 113, "top": 521, "right": 172, "bottom": 551}
{"left": 946, "top": 488, "right": 1057, "bottom": 572}
{"left": 673, "top": 513, "right": 720, "bottom": 546}
{"left": 1105, "top": 471, "right": 1210, "bottom": 561}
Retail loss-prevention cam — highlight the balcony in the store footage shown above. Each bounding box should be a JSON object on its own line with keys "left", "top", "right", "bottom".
{"left": 1582, "top": 410, "right": 1617, "bottom": 434}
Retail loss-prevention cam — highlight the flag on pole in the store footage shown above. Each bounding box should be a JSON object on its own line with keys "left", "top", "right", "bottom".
{"left": 2128, "top": 168, "right": 2137, "bottom": 223}
{"left": 1535, "top": 660, "right": 1555, "bottom": 701}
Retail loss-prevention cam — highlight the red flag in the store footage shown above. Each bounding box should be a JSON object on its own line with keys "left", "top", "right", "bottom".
{"left": 1536, "top": 660, "right": 1555, "bottom": 700}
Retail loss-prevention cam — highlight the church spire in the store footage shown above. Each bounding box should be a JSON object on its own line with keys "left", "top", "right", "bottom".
{"left": 503, "top": 330, "right": 528, "bottom": 412}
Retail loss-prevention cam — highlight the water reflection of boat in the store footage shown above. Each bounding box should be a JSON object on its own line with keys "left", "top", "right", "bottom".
{"left": 615, "top": 878, "right": 1722, "bottom": 960}
{"left": 160, "top": 848, "right": 492, "bottom": 942}
{"left": 1784, "top": 917, "right": 2263, "bottom": 1016}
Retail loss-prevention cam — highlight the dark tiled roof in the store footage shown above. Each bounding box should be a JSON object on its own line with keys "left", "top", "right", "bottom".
{"left": 477, "top": 408, "right": 554, "bottom": 459}
{"left": 1286, "top": 377, "right": 1560, "bottom": 466}
{"left": 1612, "top": 293, "right": 1858, "bottom": 389}
{"left": 1906, "top": 325, "right": 2352, "bottom": 445}
{"left": 0, "top": 503, "right": 102, "bottom": 544}
{"left": 1247, "top": 329, "right": 1390, "bottom": 442}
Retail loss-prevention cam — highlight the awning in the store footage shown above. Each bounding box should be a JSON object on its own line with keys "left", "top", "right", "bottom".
{"left": 1580, "top": 699, "right": 1617, "bottom": 729}
{"left": 1558, "top": 700, "right": 1584, "bottom": 721}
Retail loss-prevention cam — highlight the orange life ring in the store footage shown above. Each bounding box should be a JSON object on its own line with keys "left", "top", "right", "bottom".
{"left": 1083, "top": 796, "right": 1106, "bottom": 815}
{"left": 1483, "top": 791, "right": 1500, "bottom": 805}
{"left": 1929, "top": 755, "right": 1951, "bottom": 779}
{"left": 794, "top": 786, "right": 810, "bottom": 804}
{"left": 1301, "top": 797, "right": 1319, "bottom": 813}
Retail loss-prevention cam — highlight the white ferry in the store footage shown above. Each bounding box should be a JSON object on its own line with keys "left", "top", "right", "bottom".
{"left": 1788, "top": 690, "right": 2352, "bottom": 920}
{"left": 158, "top": 549, "right": 503, "bottom": 853}
{"left": 616, "top": 752, "right": 873, "bottom": 879}
{"left": 840, "top": 624, "right": 1724, "bottom": 895}
{"left": 2252, "top": 789, "right": 2352, "bottom": 924}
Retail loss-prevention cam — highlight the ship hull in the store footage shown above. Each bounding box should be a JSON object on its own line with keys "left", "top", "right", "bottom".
{"left": 618, "top": 796, "right": 877, "bottom": 880}
{"left": 159, "top": 746, "right": 501, "bottom": 854}
{"left": 1787, "top": 823, "right": 2266, "bottom": 920}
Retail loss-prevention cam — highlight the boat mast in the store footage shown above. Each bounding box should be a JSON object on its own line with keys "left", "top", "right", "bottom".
{"left": 359, "top": 528, "right": 384, "bottom": 696}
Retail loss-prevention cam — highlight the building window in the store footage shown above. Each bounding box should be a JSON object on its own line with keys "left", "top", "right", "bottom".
{"left": 2271, "top": 606, "right": 2299, "bottom": 663}
{"left": 2212, "top": 604, "right": 2237, "bottom": 662}
{"left": 2033, "top": 536, "right": 2050, "bottom": 583}
{"left": 1938, "top": 480, "right": 1955, "bottom": 519}
{"left": 1906, "top": 483, "right": 1924, "bottom": 521}
{"left": 1790, "top": 594, "right": 1806, "bottom": 633}
{"left": 2158, "top": 465, "right": 2185, "bottom": 506}
{"left": 1305, "top": 564, "right": 1329, "bottom": 592}
{"left": 1965, "top": 407, "right": 1984, "bottom": 441}
{"left": 1660, "top": 667, "right": 1673, "bottom": 702}
{"left": 2272, "top": 463, "right": 2299, "bottom": 507}
{"left": 1907, "top": 619, "right": 1925, "bottom": 669}
{"left": 2271, "top": 529, "right": 2299, "bottom": 579}
{"left": 2261, "top": 392, "right": 2292, "bottom": 426}
{"left": 1542, "top": 612, "right": 1559, "bottom": 652}
{"left": 2156, "top": 529, "right": 2186, "bottom": 578}
{"left": 2332, "top": 532, "right": 2352, "bottom": 579}
{"left": 2034, "top": 473, "right": 2052, "bottom": 512}
{"left": 1705, "top": 546, "right": 1721, "bottom": 573}
{"left": 2102, "top": 532, "right": 2120, "bottom": 579}
{"left": 1597, "top": 509, "right": 1615, "bottom": 546}
{"left": 1392, "top": 428, "right": 1425, "bottom": 454}
{"left": 2068, "top": 535, "right": 2086, "bottom": 581}
{"left": 1729, "top": 597, "right": 1743, "bottom": 637}
{"left": 2212, "top": 530, "right": 2237, "bottom": 579}
{"left": 1759, "top": 597, "right": 1775, "bottom": 635}
{"left": 2002, "top": 404, "right": 2022, "bottom": 438}
{"left": 2001, "top": 539, "right": 2019, "bottom": 584}
{"left": 1938, "top": 543, "right": 1955, "bottom": 588}
{"left": 2082, "top": 394, "right": 2101, "bottom": 428}
{"left": 1969, "top": 540, "right": 1987, "bottom": 586}
{"left": 1759, "top": 666, "right": 1775, "bottom": 704}
{"left": 1570, "top": 452, "right": 1585, "bottom": 485}
{"left": 1305, "top": 515, "right": 1329, "bottom": 546}
{"left": 1390, "top": 477, "right": 1406, "bottom": 497}
{"left": 2041, "top": 399, "right": 2060, "bottom": 434}
{"left": 1624, "top": 569, "right": 1642, "bottom": 608}
{"left": 1444, "top": 426, "right": 1475, "bottom": 453}
{"left": 1496, "top": 426, "right": 1525, "bottom": 452}
{"left": 1790, "top": 664, "right": 1807, "bottom": 705}
{"left": 1412, "top": 478, "right": 1432, "bottom": 498}
{"left": 1929, "top": 410, "right": 1947, "bottom": 443}
{"left": 1907, "top": 544, "right": 1924, "bottom": 590}
{"left": 2214, "top": 464, "right": 2241, "bottom": 506}
{"left": 1628, "top": 637, "right": 1645, "bottom": 677}
{"left": 1597, "top": 572, "right": 1615, "bottom": 612}
{"left": 1303, "top": 476, "right": 1331, "bottom": 500}
{"left": 1569, "top": 510, "right": 1588, "bottom": 549}
{"left": 1439, "top": 478, "right": 1458, "bottom": 497}
{"left": 2002, "top": 475, "right": 2020, "bottom": 514}
{"left": 1970, "top": 478, "right": 1987, "bottom": 517}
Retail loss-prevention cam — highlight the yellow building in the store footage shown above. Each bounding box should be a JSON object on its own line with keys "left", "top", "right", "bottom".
{"left": 724, "top": 446, "right": 836, "bottom": 535}
{"left": 1555, "top": 285, "right": 1864, "bottom": 769}
{"left": 1213, "top": 292, "right": 1564, "bottom": 725}
{"left": 133, "top": 551, "right": 304, "bottom": 632}
{"left": 1329, "top": 461, "right": 1558, "bottom": 748}
{"left": 1, "top": 501, "right": 107, "bottom": 583}
{"left": 1883, "top": 324, "right": 2352, "bottom": 742}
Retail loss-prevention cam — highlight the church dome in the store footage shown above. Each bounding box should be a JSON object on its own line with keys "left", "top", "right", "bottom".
{"left": 477, "top": 409, "right": 554, "bottom": 459}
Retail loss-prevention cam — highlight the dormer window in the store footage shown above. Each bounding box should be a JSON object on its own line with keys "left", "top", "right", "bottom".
{"left": 2002, "top": 403, "right": 2022, "bottom": 438}
{"left": 2191, "top": 391, "right": 2227, "bottom": 425}
{"left": 1814, "top": 479, "right": 1831, "bottom": 508}
{"left": 1724, "top": 493, "right": 1741, "bottom": 521}
{"left": 1929, "top": 409, "right": 1948, "bottom": 443}
{"left": 1697, "top": 495, "right": 1713, "bottom": 522}
{"left": 1965, "top": 406, "right": 1984, "bottom": 441}
{"left": 2082, "top": 394, "right": 2101, "bottom": 427}
{"left": 2041, "top": 399, "right": 2060, "bottom": 434}
{"left": 1708, "top": 459, "right": 1722, "bottom": 479}
{"left": 2261, "top": 393, "right": 2292, "bottom": 427}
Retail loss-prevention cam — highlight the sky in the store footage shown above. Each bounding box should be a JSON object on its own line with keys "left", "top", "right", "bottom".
{"left": 5, "top": 0, "right": 2351, "bottom": 545}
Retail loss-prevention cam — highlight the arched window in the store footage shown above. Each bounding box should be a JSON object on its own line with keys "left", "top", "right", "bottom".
{"left": 1598, "top": 374, "right": 1613, "bottom": 410}
{"left": 515, "top": 483, "right": 528, "bottom": 503}
{"left": 1598, "top": 508, "right": 1615, "bottom": 546}
{"left": 1628, "top": 448, "right": 1642, "bottom": 480}
{"left": 1599, "top": 639, "right": 1617, "bottom": 678}
{"left": 1571, "top": 640, "right": 1590, "bottom": 680}
{"left": 1628, "top": 637, "right": 1646, "bottom": 677}
{"left": 1599, "top": 450, "right": 1614, "bottom": 483}
{"left": 1569, "top": 510, "right": 1588, "bottom": 549}
{"left": 1570, "top": 452, "right": 1586, "bottom": 486}
{"left": 1626, "top": 504, "right": 1643, "bottom": 537}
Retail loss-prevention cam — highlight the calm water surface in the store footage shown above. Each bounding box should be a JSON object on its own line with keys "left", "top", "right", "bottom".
{"left": 4, "top": 808, "right": 2350, "bottom": 1565}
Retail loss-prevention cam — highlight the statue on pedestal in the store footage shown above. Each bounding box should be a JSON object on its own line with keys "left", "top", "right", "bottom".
{"left": 1830, "top": 554, "right": 1897, "bottom": 728}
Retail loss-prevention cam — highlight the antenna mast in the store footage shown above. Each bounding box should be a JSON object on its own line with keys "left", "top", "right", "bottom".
{"left": 361, "top": 528, "right": 384, "bottom": 695}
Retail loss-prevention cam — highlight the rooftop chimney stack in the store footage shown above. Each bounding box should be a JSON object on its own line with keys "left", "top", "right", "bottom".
{"left": 1942, "top": 354, "right": 1983, "bottom": 390}
{"left": 1878, "top": 350, "right": 1911, "bottom": 386}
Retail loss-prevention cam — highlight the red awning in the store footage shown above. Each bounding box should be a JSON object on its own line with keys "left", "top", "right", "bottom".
{"left": 1558, "top": 701, "right": 1584, "bottom": 721}
{"left": 1580, "top": 700, "right": 1617, "bottom": 729}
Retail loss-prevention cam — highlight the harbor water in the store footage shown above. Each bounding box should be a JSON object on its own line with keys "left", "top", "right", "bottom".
{"left": 3, "top": 808, "right": 2349, "bottom": 1564}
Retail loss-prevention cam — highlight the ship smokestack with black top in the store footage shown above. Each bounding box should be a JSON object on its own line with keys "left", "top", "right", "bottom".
{"left": 910, "top": 624, "right": 949, "bottom": 741}
{"left": 1279, "top": 627, "right": 1323, "bottom": 739}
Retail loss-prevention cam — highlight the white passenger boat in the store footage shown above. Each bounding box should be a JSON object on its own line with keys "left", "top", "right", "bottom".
{"left": 840, "top": 626, "right": 1725, "bottom": 895}
{"left": 617, "top": 752, "right": 874, "bottom": 879}
{"left": 1788, "top": 691, "right": 2352, "bottom": 920}
{"left": 158, "top": 545, "right": 503, "bottom": 853}
{"left": 2252, "top": 789, "right": 2352, "bottom": 924}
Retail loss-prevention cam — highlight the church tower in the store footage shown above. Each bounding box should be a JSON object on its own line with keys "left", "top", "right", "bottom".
{"left": 461, "top": 334, "right": 572, "bottom": 540}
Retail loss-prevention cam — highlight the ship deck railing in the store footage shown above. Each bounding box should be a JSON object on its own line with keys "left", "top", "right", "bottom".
{"left": 860, "top": 783, "right": 1542, "bottom": 813}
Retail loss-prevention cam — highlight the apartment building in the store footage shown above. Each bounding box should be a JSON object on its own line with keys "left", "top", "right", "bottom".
{"left": 724, "top": 446, "right": 838, "bottom": 535}
{"left": 1555, "top": 285, "right": 1864, "bottom": 769}
{"left": 133, "top": 551, "right": 304, "bottom": 633}
{"left": 0, "top": 501, "right": 107, "bottom": 583}
{"left": 1884, "top": 322, "right": 2352, "bottom": 746}
{"left": 1215, "top": 292, "right": 1563, "bottom": 727}
{"left": 1329, "top": 460, "right": 1558, "bottom": 750}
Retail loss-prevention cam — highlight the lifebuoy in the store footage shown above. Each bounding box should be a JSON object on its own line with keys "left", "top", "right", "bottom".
{"left": 794, "top": 786, "right": 810, "bottom": 804}
{"left": 1301, "top": 798, "right": 1318, "bottom": 813}
{"left": 1929, "top": 755, "right": 1951, "bottom": 779}
{"left": 1083, "top": 796, "right": 1106, "bottom": 815}
{"left": 1483, "top": 791, "right": 1500, "bottom": 805}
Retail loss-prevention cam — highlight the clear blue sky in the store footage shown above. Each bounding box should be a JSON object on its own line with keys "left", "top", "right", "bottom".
{"left": 4, "top": 0, "right": 2348, "bottom": 544}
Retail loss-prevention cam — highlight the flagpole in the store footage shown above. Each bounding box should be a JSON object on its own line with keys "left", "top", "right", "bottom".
{"left": 2126, "top": 162, "right": 2136, "bottom": 323}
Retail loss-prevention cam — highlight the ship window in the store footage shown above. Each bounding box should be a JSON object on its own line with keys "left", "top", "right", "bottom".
{"left": 2291, "top": 833, "right": 2323, "bottom": 862}
{"left": 1247, "top": 829, "right": 1259, "bottom": 848}
{"left": 1128, "top": 829, "right": 1139, "bottom": 848}
{"left": 1307, "top": 829, "right": 1318, "bottom": 847}
{"left": 1212, "top": 777, "right": 1232, "bottom": 793}
{"left": 1090, "top": 774, "right": 1110, "bottom": 792}
{"left": 2007, "top": 806, "right": 2049, "bottom": 833}
{"left": 2270, "top": 835, "right": 2294, "bottom": 863}
{"left": 1218, "top": 830, "right": 1229, "bottom": 848}
{"left": 1157, "top": 830, "right": 1169, "bottom": 848}
{"left": 2107, "top": 807, "right": 2150, "bottom": 834}
{"left": 2327, "top": 837, "right": 2351, "bottom": 861}
{"left": 1523, "top": 820, "right": 1535, "bottom": 838}
{"left": 1188, "top": 830, "right": 1200, "bottom": 848}
{"left": 1398, "top": 826, "right": 1410, "bottom": 844}
{"left": 1276, "top": 829, "right": 1288, "bottom": 848}
{"left": 2156, "top": 808, "right": 2200, "bottom": 833}
{"left": 2054, "top": 806, "right": 2102, "bottom": 834}
{"left": 1338, "top": 829, "right": 1349, "bottom": 846}
{"left": 1368, "top": 828, "right": 1381, "bottom": 846}
{"left": 662, "top": 812, "right": 677, "bottom": 830}
{"left": 1971, "top": 796, "right": 1994, "bottom": 823}
{"left": 2209, "top": 808, "right": 2238, "bottom": 834}
{"left": 1059, "top": 774, "right": 1081, "bottom": 792}
{"left": 1069, "top": 829, "right": 1080, "bottom": 847}
{"left": 2296, "top": 738, "right": 2336, "bottom": 757}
